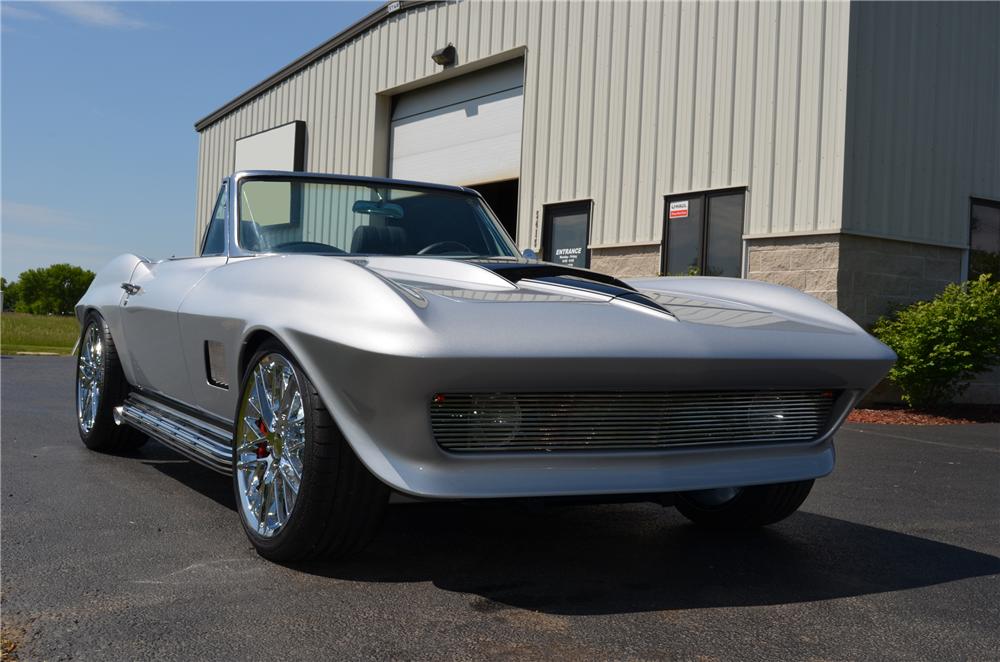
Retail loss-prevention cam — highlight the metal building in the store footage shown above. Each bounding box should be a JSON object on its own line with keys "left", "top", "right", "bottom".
{"left": 194, "top": 0, "right": 999, "bottom": 336}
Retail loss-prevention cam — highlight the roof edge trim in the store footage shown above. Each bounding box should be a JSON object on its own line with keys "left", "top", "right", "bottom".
{"left": 194, "top": 0, "right": 441, "bottom": 132}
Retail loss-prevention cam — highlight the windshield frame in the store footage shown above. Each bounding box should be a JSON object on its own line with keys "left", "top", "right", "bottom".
{"left": 228, "top": 170, "right": 519, "bottom": 259}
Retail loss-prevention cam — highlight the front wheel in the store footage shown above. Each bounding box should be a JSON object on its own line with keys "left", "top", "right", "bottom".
{"left": 674, "top": 480, "right": 814, "bottom": 529}
{"left": 233, "top": 340, "right": 389, "bottom": 561}
{"left": 75, "top": 312, "right": 146, "bottom": 452}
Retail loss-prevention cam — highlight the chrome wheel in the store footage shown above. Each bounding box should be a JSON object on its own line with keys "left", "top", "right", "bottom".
{"left": 235, "top": 353, "right": 306, "bottom": 538}
{"left": 76, "top": 323, "right": 104, "bottom": 434}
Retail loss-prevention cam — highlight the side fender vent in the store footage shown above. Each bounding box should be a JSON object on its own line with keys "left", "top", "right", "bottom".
{"left": 204, "top": 340, "right": 229, "bottom": 389}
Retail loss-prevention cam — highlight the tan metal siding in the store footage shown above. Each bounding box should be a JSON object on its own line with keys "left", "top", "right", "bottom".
{"left": 195, "top": 0, "right": 852, "bottom": 253}
{"left": 842, "top": 1, "right": 1000, "bottom": 248}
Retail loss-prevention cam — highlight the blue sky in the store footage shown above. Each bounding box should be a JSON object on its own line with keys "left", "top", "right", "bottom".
{"left": 1, "top": 0, "right": 379, "bottom": 280}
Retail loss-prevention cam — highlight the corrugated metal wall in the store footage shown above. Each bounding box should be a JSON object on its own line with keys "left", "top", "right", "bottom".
{"left": 842, "top": 1, "right": 1000, "bottom": 248}
{"left": 195, "top": 0, "right": 852, "bottom": 252}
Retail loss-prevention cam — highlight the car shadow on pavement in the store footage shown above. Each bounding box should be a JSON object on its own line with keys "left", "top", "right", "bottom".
{"left": 141, "top": 450, "right": 1000, "bottom": 616}
{"left": 296, "top": 501, "right": 1000, "bottom": 615}
{"left": 139, "top": 443, "right": 236, "bottom": 510}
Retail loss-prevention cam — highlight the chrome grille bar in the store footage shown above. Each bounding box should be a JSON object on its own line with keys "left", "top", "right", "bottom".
{"left": 430, "top": 390, "right": 837, "bottom": 453}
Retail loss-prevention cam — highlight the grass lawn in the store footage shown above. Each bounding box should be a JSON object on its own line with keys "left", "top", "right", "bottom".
{"left": 1, "top": 312, "right": 80, "bottom": 355}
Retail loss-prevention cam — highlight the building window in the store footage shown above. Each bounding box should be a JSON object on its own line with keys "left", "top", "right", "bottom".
{"left": 970, "top": 198, "right": 1000, "bottom": 280}
{"left": 662, "top": 189, "right": 745, "bottom": 277}
{"left": 543, "top": 201, "right": 592, "bottom": 268}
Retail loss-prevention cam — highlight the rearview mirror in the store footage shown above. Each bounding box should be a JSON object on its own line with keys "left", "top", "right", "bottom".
{"left": 352, "top": 200, "right": 404, "bottom": 219}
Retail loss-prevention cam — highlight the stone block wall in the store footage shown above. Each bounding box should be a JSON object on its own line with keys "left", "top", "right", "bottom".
{"left": 961, "top": 367, "right": 1000, "bottom": 405}
{"left": 835, "top": 234, "right": 963, "bottom": 327}
{"left": 746, "top": 237, "right": 840, "bottom": 308}
{"left": 590, "top": 244, "right": 661, "bottom": 279}
{"left": 746, "top": 234, "right": 964, "bottom": 326}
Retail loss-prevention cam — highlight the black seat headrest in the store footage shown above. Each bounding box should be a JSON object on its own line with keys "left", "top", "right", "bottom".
{"left": 351, "top": 225, "right": 407, "bottom": 254}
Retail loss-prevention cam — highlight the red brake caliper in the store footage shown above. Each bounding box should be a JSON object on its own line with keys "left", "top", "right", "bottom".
{"left": 255, "top": 418, "right": 269, "bottom": 458}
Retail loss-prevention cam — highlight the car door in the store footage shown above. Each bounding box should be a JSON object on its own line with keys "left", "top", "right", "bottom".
{"left": 119, "top": 184, "right": 229, "bottom": 407}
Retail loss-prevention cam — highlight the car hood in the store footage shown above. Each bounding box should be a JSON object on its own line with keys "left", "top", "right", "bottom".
{"left": 327, "top": 255, "right": 894, "bottom": 391}
{"left": 194, "top": 253, "right": 893, "bottom": 393}
{"left": 360, "top": 256, "right": 858, "bottom": 336}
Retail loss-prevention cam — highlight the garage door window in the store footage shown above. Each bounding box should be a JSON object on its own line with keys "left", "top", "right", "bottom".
{"left": 662, "top": 189, "right": 745, "bottom": 277}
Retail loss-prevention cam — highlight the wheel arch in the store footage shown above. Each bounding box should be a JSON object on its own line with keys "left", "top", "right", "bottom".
{"left": 75, "top": 306, "right": 99, "bottom": 350}
{"left": 79, "top": 306, "right": 107, "bottom": 325}
{"left": 237, "top": 325, "right": 317, "bottom": 387}
{"left": 232, "top": 323, "right": 407, "bottom": 497}
{"left": 76, "top": 306, "right": 112, "bottom": 355}
{"left": 238, "top": 328, "right": 283, "bottom": 380}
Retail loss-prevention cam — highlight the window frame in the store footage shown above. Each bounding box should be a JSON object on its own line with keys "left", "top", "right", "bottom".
{"left": 229, "top": 172, "right": 520, "bottom": 258}
{"left": 661, "top": 187, "right": 746, "bottom": 277}
{"left": 200, "top": 181, "right": 229, "bottom": 257}
{"left": 968, "top": 196, "right": 1000, "bottom": 280}
{"left": 542, "top": 199, "right": 593, "bottom": 269}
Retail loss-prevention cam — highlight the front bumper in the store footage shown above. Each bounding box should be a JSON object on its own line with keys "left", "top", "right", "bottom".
{"left": 285, "top": 331, "right": 878, "bottom": 499}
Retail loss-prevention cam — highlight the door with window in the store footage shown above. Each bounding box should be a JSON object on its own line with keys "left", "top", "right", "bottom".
{"left": 121, "top": 183, "right": 229, "bottom": 404}
{"left": 662, "top": 189, "right": 745, "bottom": 277}
{"left": 543, "top": 201, "right": 592, "bottom": 268}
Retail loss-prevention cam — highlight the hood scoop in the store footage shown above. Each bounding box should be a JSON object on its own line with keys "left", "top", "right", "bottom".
{"left": 363, "top": 256, "right": 515, "bottom": 291}
{"left": 518, "top": 274, "right": 675, "bottom": 318}
{"left": 363, "top": 257, "right": 672, "bottom": 316}
{"left": 470, "top": 260, "right": 635, "bottom": 290}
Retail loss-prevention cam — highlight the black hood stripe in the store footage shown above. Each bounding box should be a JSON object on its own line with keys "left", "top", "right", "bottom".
{"left": 471, "top": 260, "right": 673, "bottom": 316}
{"left": 469, "top": 260, "right": 636, "bottom": 290}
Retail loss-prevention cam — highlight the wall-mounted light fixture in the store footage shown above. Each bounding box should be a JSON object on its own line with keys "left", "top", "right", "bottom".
{"left": 431, "top": 44, "right": 456, "bottom": 67}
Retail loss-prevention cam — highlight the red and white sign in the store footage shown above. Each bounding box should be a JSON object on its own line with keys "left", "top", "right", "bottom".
{"left": 669, "top": 200, "right": 689, "bottom": 219}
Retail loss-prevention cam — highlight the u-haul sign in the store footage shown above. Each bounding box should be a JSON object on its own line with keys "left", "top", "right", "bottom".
{"left": 669, "top": 200, "right": 689, "bottom": 219}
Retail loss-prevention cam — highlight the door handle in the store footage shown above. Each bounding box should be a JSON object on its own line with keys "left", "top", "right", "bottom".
{"left": 121, "top": 282, "right": 141, "bottom": 295}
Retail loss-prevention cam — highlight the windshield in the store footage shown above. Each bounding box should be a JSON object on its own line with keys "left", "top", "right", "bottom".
{"left": 237, "top": 177, "right": 517, "bottom": 258}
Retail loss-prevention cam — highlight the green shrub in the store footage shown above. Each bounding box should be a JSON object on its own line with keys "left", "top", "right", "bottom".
{"left": 872, "top": 275, "right": 1000, "bottom": 408}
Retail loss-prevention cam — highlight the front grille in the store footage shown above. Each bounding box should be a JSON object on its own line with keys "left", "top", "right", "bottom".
{"left": 430, "top": 390, "right": 837, "bottom": 453}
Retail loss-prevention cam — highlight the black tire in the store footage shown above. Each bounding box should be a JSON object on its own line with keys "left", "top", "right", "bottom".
{"left": 75, "top": 312, "right": 147, "bottom": 453}
{"left": 233, "top": 339, "right": 389, "bottom": 562}
{"left": 674, "top": 480, "right": 814, "bottom": 529}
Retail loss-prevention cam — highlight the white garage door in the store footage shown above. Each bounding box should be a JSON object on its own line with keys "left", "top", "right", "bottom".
{"left": 390, "top": 59, "right": 523, "bottom": 186}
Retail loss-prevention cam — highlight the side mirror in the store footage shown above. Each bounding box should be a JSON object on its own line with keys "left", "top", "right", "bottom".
{"left": 522, "top": 248, "right": 538, "bottom": 260}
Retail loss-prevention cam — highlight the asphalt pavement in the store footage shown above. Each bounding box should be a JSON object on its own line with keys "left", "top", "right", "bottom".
{"left": 2, "top": 356, "right": 998, "bottom": 661}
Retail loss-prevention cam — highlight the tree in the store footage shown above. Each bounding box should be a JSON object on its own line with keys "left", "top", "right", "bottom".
{"left": 1, "top": 277, "right": 21, "bottom": 312}
{"left": 9, "top": 264, "right": 95, "bottom": 315}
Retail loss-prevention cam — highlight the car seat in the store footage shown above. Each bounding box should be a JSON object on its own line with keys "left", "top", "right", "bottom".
{"left": 350, "top": 225, "right": 408, "bottom": 255}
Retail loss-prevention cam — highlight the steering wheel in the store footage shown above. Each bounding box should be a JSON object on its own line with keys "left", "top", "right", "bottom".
{"left": 270, "top": 241, "right": 345, "bottom": 254}
{"left": 417, "top": 241, "right": 473, "bottom": 255}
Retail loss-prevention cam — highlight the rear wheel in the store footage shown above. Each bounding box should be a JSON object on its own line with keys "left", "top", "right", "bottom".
{"left": 233, "top": 340, "right": 388, "bottom": 561}
{"left": 674, "top": 480, "right": 814, "bottom": 529}
{"left": 75, "top": 312, "right": 146, "bottom": 452}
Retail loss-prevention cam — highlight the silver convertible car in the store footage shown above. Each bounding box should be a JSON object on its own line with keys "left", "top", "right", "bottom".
{"left": 75, "top": 171, "right": 895, "bottom": 561}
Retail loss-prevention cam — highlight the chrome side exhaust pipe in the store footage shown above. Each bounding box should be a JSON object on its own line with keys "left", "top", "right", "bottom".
{"left": 116, "top": 395, "right": 232, "bottom": 474}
